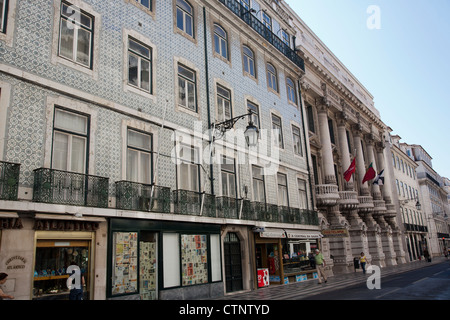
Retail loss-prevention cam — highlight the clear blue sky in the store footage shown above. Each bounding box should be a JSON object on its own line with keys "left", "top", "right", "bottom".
{"left": 285, "top": 0, "right": 450, "bottom": 179}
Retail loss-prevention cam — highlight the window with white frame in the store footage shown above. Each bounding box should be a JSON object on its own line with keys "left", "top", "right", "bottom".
{"left": 272, "top": 114, "right": 283, "bottom": 148}
{"left": 135, "top": 0, "right": 151, "bottom": 10}
{"left": 177, "top": 144, "right": 200, "bottom": 192}
{"left": 177, "top": 63, "right": 197, "bottom": 112}
{"left": 213, "top": 24, "right": 228, "bottom": 60}
{"left": 0, "top": 0, "right": 8, "bottom": 34}
{"left": 297, "top": 178, "right": 308, "bottom": 209}
{"left": 252, "top": 165, "right": 265, "bottom": 203}
{"left": 221, "top": 156, "right": 236, "bottom": 198}
{"left": 176, "top": 0, "right": 194, "bottom": 38}
{"left": 127, "top": 129, "right": 153, "bottom": 184}
{"left": 267, "top": 63, "right": 278, "bottom": 92}
{"left": 128, "top": 37, "right": 152, "bottom": 93}
{"left": 243, "top": 45, "right": 255, "bottom": 78}
{"left": 281, "top": 29, "right": 290, "bottom": 47}
{"left": 292, "top": 125, "right": 302, "bottom": 156}
{"left": 277, "top": 172, "right": 288, "bottom": 207}
{"left": 262, "top": 11, "right": 272, "bottom": 31}
{"left": 217, "top": 84, "right": 232, "bottom": 122}
{"left": 52, "top": 108, "right": 88, "bottom": 174}
{"left": 58, "top": 1, "right": 94, "bottom": 68}
{"left": 286, "top": 77, "right": 297, "bottom": 105}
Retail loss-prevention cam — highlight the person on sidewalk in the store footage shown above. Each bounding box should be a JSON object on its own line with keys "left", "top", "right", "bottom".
{"left": 359, "top": 252, "right": 367, "bottom": 274}
{"left": 314, "top": 249, "right": 327, "bottom": 284}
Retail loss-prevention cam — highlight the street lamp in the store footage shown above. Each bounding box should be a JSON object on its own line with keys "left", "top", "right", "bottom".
{"left": 213, "top": 111, "right": 259, "bottom": 147}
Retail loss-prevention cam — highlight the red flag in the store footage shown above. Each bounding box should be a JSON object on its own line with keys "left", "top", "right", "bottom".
{"left": 362, "top": 162, "right": 376, "bottom": 184}
{"left": 343, "top": 158, "right": 356, "bottom": 182}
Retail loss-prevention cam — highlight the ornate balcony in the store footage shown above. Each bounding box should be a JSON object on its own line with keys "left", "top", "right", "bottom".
{"left": 216, "top": 196, "right": 240, "bottom": 219}
{"left": 337, "top": 191, "right": 359, "bottom": 211}
{"left": 33, "top": 168, "right": 109, "bottom": 208}
{"left": 384, "top": 203, "right": 397, "bottom": 218}
{"left": 0, "top": 161, "right": 20, "bottom": 201}
{"left": 372, "top": 199, "right": 387, "bottom": 216}
{"left": 357, "top": 195, "right": 374, "bottom": 214}
{"left": 115, "top": 181, "right": 170, "bottom": 213}
{"left": 315, "top": 184, "right": 339, "bottom": 207}
{"left": 172, "top": 190, "right": 216, "bottom": 217}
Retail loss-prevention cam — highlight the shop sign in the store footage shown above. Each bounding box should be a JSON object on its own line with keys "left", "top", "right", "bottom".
{"left": 286, "top": 231, "right": 322, "bottom": 239}
{"left": 5, "top": 255, "right": 27, "bottom": 270}
{"left": 322, "top": 229, "right": 349, "bottom": 238}
{"left": 0, "top": 218, "right": 23, "bottom": 229}
{"left": 260, "top": 230, "right": 286, "bottom": 238}
{"left": 34, "top": 219, "right": 99, "bottom": 231}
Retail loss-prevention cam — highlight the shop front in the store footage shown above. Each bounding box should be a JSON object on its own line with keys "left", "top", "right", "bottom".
{"left": 107, "top": 218, "right": 223, "bottom": 300}
{"left": 254, "top": 228, "right": 322, "bottom": 287}
{"left": 0, "top": 212, "right": 107, "bottom": 300}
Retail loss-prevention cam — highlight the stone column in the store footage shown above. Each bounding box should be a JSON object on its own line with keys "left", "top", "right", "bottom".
{"left": 316, "top": 101, "right": 336, "bottom": 185}
{"left": 336, "top": 112, "right": 353, "bottom": 189}
{"left": 352, "top": 124, "right": 367, "bottom": 196}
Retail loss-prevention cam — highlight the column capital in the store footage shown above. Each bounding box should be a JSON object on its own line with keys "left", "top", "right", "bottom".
{"left": 375, "top": 141, "right": 386, "bottom": 153}
{"left": 316, "top": 97, "right": 330, "bottom": 114}
{"left": 336, "top": 111, "right": 349, "bottom": 127}
{"left": 364, "top": 133, "right": 375, "bottom": 145}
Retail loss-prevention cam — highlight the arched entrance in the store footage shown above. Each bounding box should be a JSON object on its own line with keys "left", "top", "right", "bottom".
{"left": 224, "top": 232, "right": 243, "bottom": 293}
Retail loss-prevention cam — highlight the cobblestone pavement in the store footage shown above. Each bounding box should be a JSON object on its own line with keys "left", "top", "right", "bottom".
{"left": 216, "top": 257, "right": 449, "bottom": 300}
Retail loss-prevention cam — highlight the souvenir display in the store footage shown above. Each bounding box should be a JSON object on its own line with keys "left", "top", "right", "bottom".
{"left": 112, "top": 232, "right": 138, "bottom": 295}
{"left": 181, "top": 234, "right": 208, "bottom": 286}
{"left": 139, "top": 240, "right": 157, "bottom": 300}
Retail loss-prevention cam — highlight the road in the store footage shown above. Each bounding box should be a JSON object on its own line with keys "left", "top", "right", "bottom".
{"left": 305, "top": 261, "right": 450, "bottom": 300}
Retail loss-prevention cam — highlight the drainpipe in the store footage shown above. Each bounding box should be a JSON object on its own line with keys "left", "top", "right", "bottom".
{"left": 203, "top": 6, "right": 215, "bottom": 196}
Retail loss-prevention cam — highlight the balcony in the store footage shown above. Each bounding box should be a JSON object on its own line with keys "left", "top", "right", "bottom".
{"left": 315, "top": 184, "right": 339, "bottom": 207}
{"left": 384, "top": 203, "right": 397, "bottom": 218}
{"left": 216, "top": 196, "right": 240, "bottom": 219}
{"left": 357, "top": 195, "right": 374, "bottom": 214}
{"left": 33, "top": 168, "right": 109, "bottom": 208}
{"left": 115, "top": 181, "right": 170, "bottom": 213}
{"left": 0, "top": 161, "right": 20, "bottom": 201}
{"left": 217, "top": 0, "right": 305, "bottom": 71}
{"left": 172, "top": 189, "right": 216, "bottom": 217}
{"left": 337, "top": 191, "right": 359, "bottom": 211}
{"left": 372, "top": 199, "right": 387, "bottom": 216}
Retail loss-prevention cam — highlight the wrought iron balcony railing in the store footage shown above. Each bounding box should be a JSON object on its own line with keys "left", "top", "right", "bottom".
{"left": 172, "top": 189, "right": 216, "bottom": 217}
{"left": 217, "top": 0, "right": 305, "bottom": 71}
{"left": 115, "top": 181, "right": 171, "bottom": 213}
{"left": 33, "top": 168, "right": 109, "bottom": 208}
{"left": 0, "top": 161, "right": 20, "bottom": 201}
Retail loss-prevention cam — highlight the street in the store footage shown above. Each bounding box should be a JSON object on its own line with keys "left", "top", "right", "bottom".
{"left": 306, "top": 261, "right": 450, "bottom": 300}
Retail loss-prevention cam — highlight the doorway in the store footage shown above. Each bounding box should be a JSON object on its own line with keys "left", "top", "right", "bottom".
{"left": 224, "top": 232, "right": 243, "bottom": 293}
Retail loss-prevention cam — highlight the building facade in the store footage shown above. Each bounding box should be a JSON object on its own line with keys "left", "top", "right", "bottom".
{"left": 0, "top": 0, "right": 322, "bottom": 300}
{"left": 286, "top": 4, "right": 407, "bottom": 275}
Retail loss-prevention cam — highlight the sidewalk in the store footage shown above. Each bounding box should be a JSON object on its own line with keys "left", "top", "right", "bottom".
{"left": 216, "top": 257, "right": 448, "bottom": 300}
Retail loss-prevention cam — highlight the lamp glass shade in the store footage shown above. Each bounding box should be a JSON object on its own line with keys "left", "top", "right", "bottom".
{"left": 415, "top": 201, "right": 421, "bottom": 211}
{"left": 244, "top": 123, "right": 259, "bottom": 147}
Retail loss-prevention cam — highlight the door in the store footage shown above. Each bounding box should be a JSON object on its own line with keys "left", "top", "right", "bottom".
{"left": 224, "top": 232, "right": 243, "bottom": 293}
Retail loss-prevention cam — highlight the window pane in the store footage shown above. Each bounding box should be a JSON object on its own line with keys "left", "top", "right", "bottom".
{"left": 190, "top": 164, "right": 198, "bottom": 191}
{"left": 221, "top": 172, "right": 228, "bottom": 196}
{"left": 59, "top": 19, "right": 74, "bottom": 60}
{"left": 187, "top": 82, "right": 196, "bottom": 111}
{"left": 140, "top": 152, "right": 151, "bottom": 184}
{"left": 176, "top": 8, "right": 184, "bottom": 31}
{"left": 53, "top": 132, "right": 69, "bottom": 171}
{"left": 178, "top": 78, "right": 186, "bottom": 107}
{"left": 129, "top": 38, "right": 150, "bottom": 58}
{"left": 54, "top": 109, "right": 87, "bottom": 135}
{"left": 127, "top": 148, "right": 139, "bottom": 182}
{"left": 185, "top": 15, "right": 193, "bottom": 36}
{"left": 177, "top": 0, "right": 192, "bottom": 14}
{"left": 140, "top": 59, "right": 150, "bottom": 91}
{"left": 178, "top": 65, "right": 195, "bottom": 81}
{"left": 76, "top": 28, "right": 91, "bottom": 66}
{"left": 71, "top": 136, "right": 86, "bottom": 173}
{"left": 128, "top": 130, "right": 151, "bottom": 151}
{"left": 128, "top": 54, "right": 139, "bottom": 87}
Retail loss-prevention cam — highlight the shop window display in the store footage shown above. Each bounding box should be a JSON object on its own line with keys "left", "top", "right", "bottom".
{"left": 282, "top": 240, "right": 318, "bottom": 274}
{"left": 33, "top": 242, "right": 90, "bottom": 300}
{"left": 139, "top": 232, "right": 157, "bottom": 300}
{"left": 181, "top": 234, "right": 208, "bottom": 286}
{"left": 111, "top": 232, "right": 138, "bottom": 295}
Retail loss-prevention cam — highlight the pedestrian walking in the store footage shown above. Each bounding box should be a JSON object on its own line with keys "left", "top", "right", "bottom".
{"left": 424, "top": 249, "right": 431, "bottom": 262}
{"left": 359, "top": 252, "right": 367, "bottom": 274}
{"left": 0, "top": 273, "right": 14, "bottom": 300}
{"left": 314, "top": 249, "right": 327, "bottom": 284}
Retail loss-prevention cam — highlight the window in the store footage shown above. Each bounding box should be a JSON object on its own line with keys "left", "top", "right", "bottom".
{"left": 262, "top": 11, "right": 272, "bottom": 31}
{"left": 134, "top": 0, "right": 151, "bottom": 10}
{"left": 214, "top": 24, "right": 228, "bottom": 60}
{"left": 272, "top": 114, "right": 283, "bottom": 148}
{"left": 221, "top": 156, "right": 236, "bottom": 198}
{"left": 177, "top": 64, "right": 197, "bottom": 112}
{"left": 217, "top": 84, "right": 232, "bottom": 122}
{"left": 306, "top": 104, "right": 315, "bottom": 133}
{"left": 247, "top": 101, "right": 260, "bottom": 129}
{"left": 176, "top": 0, "right": 193, "bottom": 38}
{"left": 177, "top": 144, "right": 200, "bottom": 192}
{"left": 277, "top": 173, "right": 288, "bottom": 207}
{"left": 0, "top": 0, "right": 8, "bottom": 33}
{"left": 281, "top": 29, "right": 289, "bottom": 47}
{"left": 128, "top": 37, "right": 152, "bottom": 93}
{"left": 328, "top": 118, "right": 335, "bottom": 144}
{"left": 252, "top": 165, "right": 265, "bottom": 203}
{"left": 127, "top": 129, "right": 152, "bottom": 184}
{"left": 242, "top": 45, "right": 255, "bottom": 78}
{"left": 286, "top": 77, "right": 297, "bottom": 104}
{"left": 52, "top": 108, "right": 88, "bottom": 173}
{"left": 239, "top": 0, "right": 250, "bottom": 10}
{"left": 297, "top": 178, "right": 308, "bottom": 209}
{"left": 292, "top": 125, "right": 302, "bottom": 156}
{"left": 267, "top": 63, "right": 278, "bottom": 92}
{"left": 59, "top": 2, "right": 94, "bottom": 68}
